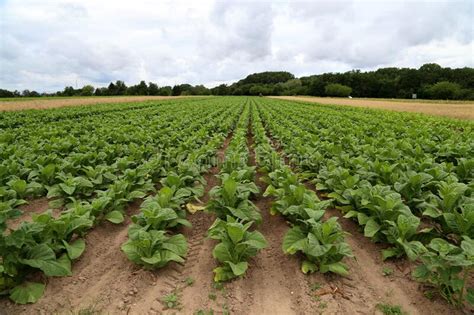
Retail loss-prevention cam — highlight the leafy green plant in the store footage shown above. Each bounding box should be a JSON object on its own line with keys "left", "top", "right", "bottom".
{"left": 207, "top": 177, "right": 261, "bottom": 223}
{"left": 130, "top": 187, "right": 191, "bottom": 235}
{"left": 382, "top": 267, "right": 394, "bottom": 276}
{"left": 264, "top": 183, "right": 330, "bottom": 223}
{"left": 342, "top": 184, "right": 430, "bottom": 260}
{"left": 160, "top": 172, "right": 205, "bottom": 200}
{"left": 376, "top": 303, "right": 406, "bottom": 315}
{"left": 121, "top": 228, "right": 188, "bottom": 269}
{"left": 394, "top": 171, "right": 434, "bottom": 211}
{"left": 162, "top": 291, "right": 180, "bottom": 309}
{"left": 412, "top": 237, "right": 473, "bottom": 306}
{"left": 283, "top": 217, "right": 353, "bottom": 275}
{"left": 208, "top": 217, "right": 267, "bottom": 282}
{"left": 423, "top": 182, "right": 474, "bottom": 239}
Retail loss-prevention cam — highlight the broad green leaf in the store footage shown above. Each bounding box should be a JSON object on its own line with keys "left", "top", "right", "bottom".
{"left": 163, "top": 234, "right": 188, "bottom": 257}
{"left": 381, "top": 248, "right": 399, "bottom": 261}
{"left": 213, "top": 243, "right": 233, "bottom": 263}
{"left": 282, "top": 226, "right": 305, "bottom": 254}
{"left": 20, "top": 245, "right": 72, "bottom": 277}
{"left": 364, "top": 219, "right": 381, "bottom": 238}
{"left": 105, "top": 211, "right": 125, "bottom": 224}
{"left": 9, "top": 282, "right": 45, "bottom": 304}
{"left": 461, "top": 237, "right": 474, "bottom": 257}
{"left": 213, "top": 266, "right": 235, "bottom": 282}
{"left": 226, "top": 223, "right": 245, "bottom": 244}
{"left": 228, "top": 261, "right": 248, "bottom": 276}
{"left": 63, "top": 239, "right": 86, "bottom": 260}
{"left": 59, "top": 183, "right": 76, "bottom": 196}
{"left": 321, "top": 262, "right": 349, "bottom": 276}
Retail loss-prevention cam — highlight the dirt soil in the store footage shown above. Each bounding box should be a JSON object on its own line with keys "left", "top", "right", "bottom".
{"left": 271, "top": 96, "right": 474, "bottom": 120}
{"left": 0, "top": 129, "right": 462, "bottom": 314}
{"left": 0, "top": 96, "right": 196, "bottom": 112}
{"left": 7, "top": 198, "right": 52, "bottom": 231}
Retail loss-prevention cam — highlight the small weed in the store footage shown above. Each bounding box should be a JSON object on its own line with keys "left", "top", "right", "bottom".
{"left": 208, "top": 292, "right": 217, "bottom": 301}
{"left": 310, "top": 282, "right": 322, "bottom": 291}
{"left": 162, "top": 292, "right": 180, "bottom": 309}
{"left": 423, "top": 290, "right": 435, "bottom": 300}
{"left": 222, "top": 303, "right": 230, "bottom": 314}
{"left": 212, "top": 282, "right": 224, "bottom": 291}
{"left": 185, "top": 277, "right": 195, "bottom": 286}
{"left": 382, "top": 267, "right": 394, "bottom": 276}
{"left": 318, "top": 302, "right": 328, "bottom": 309}
{"left": 311, "top": 295, "right": 321, "bottom": 302}
{"left": 376, "top": 303, "right": 406, "bottom": 315}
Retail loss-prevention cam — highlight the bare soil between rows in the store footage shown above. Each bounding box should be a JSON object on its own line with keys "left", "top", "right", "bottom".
{"left": 0, "top": 128, "right": 462, "bottom": 315}
{"left": 272, "top": 96, "right": 474, "bottom": 120}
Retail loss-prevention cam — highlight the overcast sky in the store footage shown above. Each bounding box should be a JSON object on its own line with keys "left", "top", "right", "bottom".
{"left": 0, "top": 0, "right": 473, "bottom": 92}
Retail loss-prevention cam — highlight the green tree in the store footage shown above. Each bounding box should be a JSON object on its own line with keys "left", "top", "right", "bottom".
{"left": 115, "top": 80, "right": 127, "bottom": 95}
{"left": 324, "top": 83, "right": 352, "bottom": 97}
{"left": 191, "top": 85, "right": 211, "bottom": 95}
{"left": 80, "top": 85, "right": 95, "bottom": 96}
{"left": 136, "top": 81, "right": 149, "bottom": 95}
{"left": 281, "top": 79, "right": 303, "bottom": 95}
{"left": 148, "top": 82, "right": 159, "bottom": 95}
{"left": 158, "top": 86, "right": 172, "bottom": 96}
{"left": 427, "top": 81, "right": 461, "bottom": 100}
{"left": 63, "top": 86, "right": 76, "bottom": 96}
{"left": 107, "top": 82, "right": 117, "bottom": 95}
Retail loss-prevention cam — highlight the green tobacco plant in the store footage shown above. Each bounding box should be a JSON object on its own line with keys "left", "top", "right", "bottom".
{"left": 206, "top": 177, "right": 261, "bottom": 223}
{"left": 342, "top": 184, "right": 431, "bottom": 260}
{"left": 394, "top": 171, "right": 434, "bottom": 212}
{"left": 130, "top": 187, "right": 192, "bottom": 236}
{"left": 282, "top": 217, "right": 353, "bottom": 276}
{"left": 264, "top": 183, "right": 331, "bottom": 223}
{"left": 423, "top": 182, "right": 474, "bottom": 239}
{"left": 381, "top": 214, "right": 429, "bottom": 261}
{"left": 160, "top": 171, "right": 205, "bottom": 200}
{"left": 208, "top": 217, "right": 267, "bottom": 282}
{"left": 0, "top": 209, "right": 89, "bottom": 303}
{"left": 121, "top": 229, "right": 188, "bottom": 269}
{"left": 412, "top": 237, "right": 474, "bottom": 306}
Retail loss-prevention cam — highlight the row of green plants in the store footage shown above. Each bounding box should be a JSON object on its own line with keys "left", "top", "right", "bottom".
{"left": 251, "top": 101, "right": 353, "bottom": 276}
{"left": 0, "top": 98, "right": 230, "bottom": 225}
{"left": 121, "top": 101, "right": 244, "bottom": 270}
{"left": 257, "top": 98, "right": 473, "bottom": 307}
{"left": 0, "top": 98, "right": 242, "bottom": 304}
{"left": 206, "top": 102, "right": 268, "bottom": 282}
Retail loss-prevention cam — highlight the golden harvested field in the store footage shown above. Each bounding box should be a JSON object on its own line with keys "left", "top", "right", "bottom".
{"left": 0, "top": 96, "right": 194, "bottom": 111}
{"left": 271, "top": 96, "right": 474, "bottom": 120}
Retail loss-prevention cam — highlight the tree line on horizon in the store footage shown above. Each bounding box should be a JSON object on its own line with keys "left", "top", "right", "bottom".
{"left": 1, "top": 63, "right": 473, "bottom": 100}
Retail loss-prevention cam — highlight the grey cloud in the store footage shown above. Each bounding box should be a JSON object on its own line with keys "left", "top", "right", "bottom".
{"left": 205, "top": 1, "right": 274, "bottom": 61}
{"left": 0, "top": 0, "right": 472, "bottom": 92}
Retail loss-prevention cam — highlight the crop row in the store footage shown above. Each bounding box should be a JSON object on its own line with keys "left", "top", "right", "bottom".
{"left": 251, "top": 100, "right": 353, "bottom": 275}
{"left": 256, "top": 98, "right": 473, "bottom": 306}
{"left": 206, "top": 101, "right": 268, "bottom": 282}
{"left": 121, "top": 101, "right": 243, "bottom": 270}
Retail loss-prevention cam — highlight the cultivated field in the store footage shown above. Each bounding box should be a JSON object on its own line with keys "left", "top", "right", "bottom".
{"left": 0, "top": 96, "right": 194, "bottom": 112}
{"left": 0, "top": 97, "right": 472, "bottom": 315}
{"left": 272, "top": 96, "right": 474, "bottom": 120}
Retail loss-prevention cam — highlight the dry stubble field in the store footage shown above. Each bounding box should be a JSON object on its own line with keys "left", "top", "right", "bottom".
{"left": 271, "top": 96, "right": 474, "bottom": 120}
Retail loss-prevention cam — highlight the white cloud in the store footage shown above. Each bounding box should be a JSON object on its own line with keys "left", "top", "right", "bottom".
{"left": 0, "top": 0, "right": 472, "bottom": 92}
